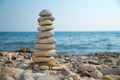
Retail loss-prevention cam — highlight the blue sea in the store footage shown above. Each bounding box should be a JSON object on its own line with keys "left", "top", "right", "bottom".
{"left": 0, "top": 32, "right": 120, "bottom": 55}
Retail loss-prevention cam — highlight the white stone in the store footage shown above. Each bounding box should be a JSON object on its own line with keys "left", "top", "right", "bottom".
{"left": 32, "top": 56, "right": 55, "bottom": 62}
{"left": 91, "top": 69, "right": 103, "bottom": 79}
{"left": 37, "top": 75, "right": 55, "bottom": 80}
{"left": 38, "top": 26, "right": 54, "bottom": 32}
{"left": 33, "top": 50, "right": 56, "bottom": 57}
{"left": 34, "top": 43, "right": 55, "bottom": 50}
{"left": 78, "top": 64, "right": 96, "bottom": 72}
{"left": 37, "top": 30, "right": 54, "bottom": 39}
{"left": 39, "top": 20, "right": 53, "bottom": 26}
{"left": 37, "top": 38, "right": 56, "bottom": 44}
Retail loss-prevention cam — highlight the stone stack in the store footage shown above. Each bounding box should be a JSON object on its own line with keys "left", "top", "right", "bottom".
{"left": 32, "top": 9, "right": 57, "bottom": 67}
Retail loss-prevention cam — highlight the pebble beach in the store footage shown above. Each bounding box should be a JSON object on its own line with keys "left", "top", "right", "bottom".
{"left": 0, "top": 50, "right": 120, "bottom": 80}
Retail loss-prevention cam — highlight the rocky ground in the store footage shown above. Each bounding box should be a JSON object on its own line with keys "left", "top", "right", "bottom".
{"left": 0, "top": 48, "right": 120, "bottom": 80}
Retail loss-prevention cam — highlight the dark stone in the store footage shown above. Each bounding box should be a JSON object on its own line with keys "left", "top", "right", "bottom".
{"left": 81, "top": 71, "right": 91, "bottom": 77}
{"left": 16, "top": 48, "right": 31, "bottom": 53}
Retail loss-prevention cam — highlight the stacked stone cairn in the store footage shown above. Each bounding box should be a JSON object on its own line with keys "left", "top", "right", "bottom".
{"left": 32, "top": 9, "right": 57, "bottom": 67}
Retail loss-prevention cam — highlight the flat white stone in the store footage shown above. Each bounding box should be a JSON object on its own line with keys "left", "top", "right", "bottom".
{"left": 38, "top": 26, "right": 54, "bottom": 32}
{"left": 39, "top": 20, "right": 53, "bottom": 26}
{"left": 32, "top": 49, "right": 56, "bottom": 57}
{"left": 37, "top": 38, "right": 56, "bottom": 44}
{"left": 32, "top": 57, "right": 55, "bottom": 62}
{"left": 34, "top": 43, "right": 55, "bottom": 50}
{"left": 37, "top": 30, "right": 54, "bottom": 39}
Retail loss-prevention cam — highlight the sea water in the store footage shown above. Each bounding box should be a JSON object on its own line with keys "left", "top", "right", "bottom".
{"left": 0, "top": 31, "right": 120, "bottom": 55}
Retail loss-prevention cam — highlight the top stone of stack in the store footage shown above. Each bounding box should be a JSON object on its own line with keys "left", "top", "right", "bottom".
{"left": 39, "top": 9, "right": 52, "bottom": 17}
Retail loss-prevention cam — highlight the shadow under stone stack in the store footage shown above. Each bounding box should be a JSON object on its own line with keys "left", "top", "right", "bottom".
{"left": 32, "top": 9, "right": 57, "bottom": 67}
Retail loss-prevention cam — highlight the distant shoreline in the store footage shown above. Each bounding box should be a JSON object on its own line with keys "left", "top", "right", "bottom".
{"left": 1, "top": 31, "right": 120, "bottom": 32}
{"left": 0, "top": 49, "right": 120, "bottom": 56}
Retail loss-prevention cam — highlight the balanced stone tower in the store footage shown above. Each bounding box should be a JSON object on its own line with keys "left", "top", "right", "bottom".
{"left": 32, "top": 9, "right": 57, "bottom": 67}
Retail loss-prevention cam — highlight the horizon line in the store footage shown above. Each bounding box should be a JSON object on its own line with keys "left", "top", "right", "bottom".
{"left": 0, "top": 30, "right": 120, "bottom": 32}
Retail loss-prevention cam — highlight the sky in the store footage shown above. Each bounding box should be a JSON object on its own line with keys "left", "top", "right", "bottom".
{"left": 0, "top": 0, "right": 120, "bottom": 32}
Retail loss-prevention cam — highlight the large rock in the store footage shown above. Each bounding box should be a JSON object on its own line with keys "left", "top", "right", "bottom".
{"left": 32, "top": 50, "right": 56, "bottom": 57}
{"left": 91, "top": 69, "right": 103, "bottom": 79}
{"left": 38, "top": 16, "right": 54, "bottom": 22}
{"left": 37, "top": 30, "right": 54, "bottom": 39}
{"left": 39, "top": 20, "right": 53, "bottom": 26}
{"left": 34, "top": 43, "right": 55, "bottom": 50}
{"left": 39, "top": 9, "right": 52, "bottom": 17}
{"left": 32, "top": 56, "right": 55, "bottom": 62}
{"left": 78, "top": 64, "right": 96, "bottom": 72}
{"left": 38, "top": 26, "right": 54, "bottom": 32}
{"left": 101, "top": 67, "right": 120, "bottom": 75}
{"left": 37, "top": 38, "right": 56, "bottom": 44}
